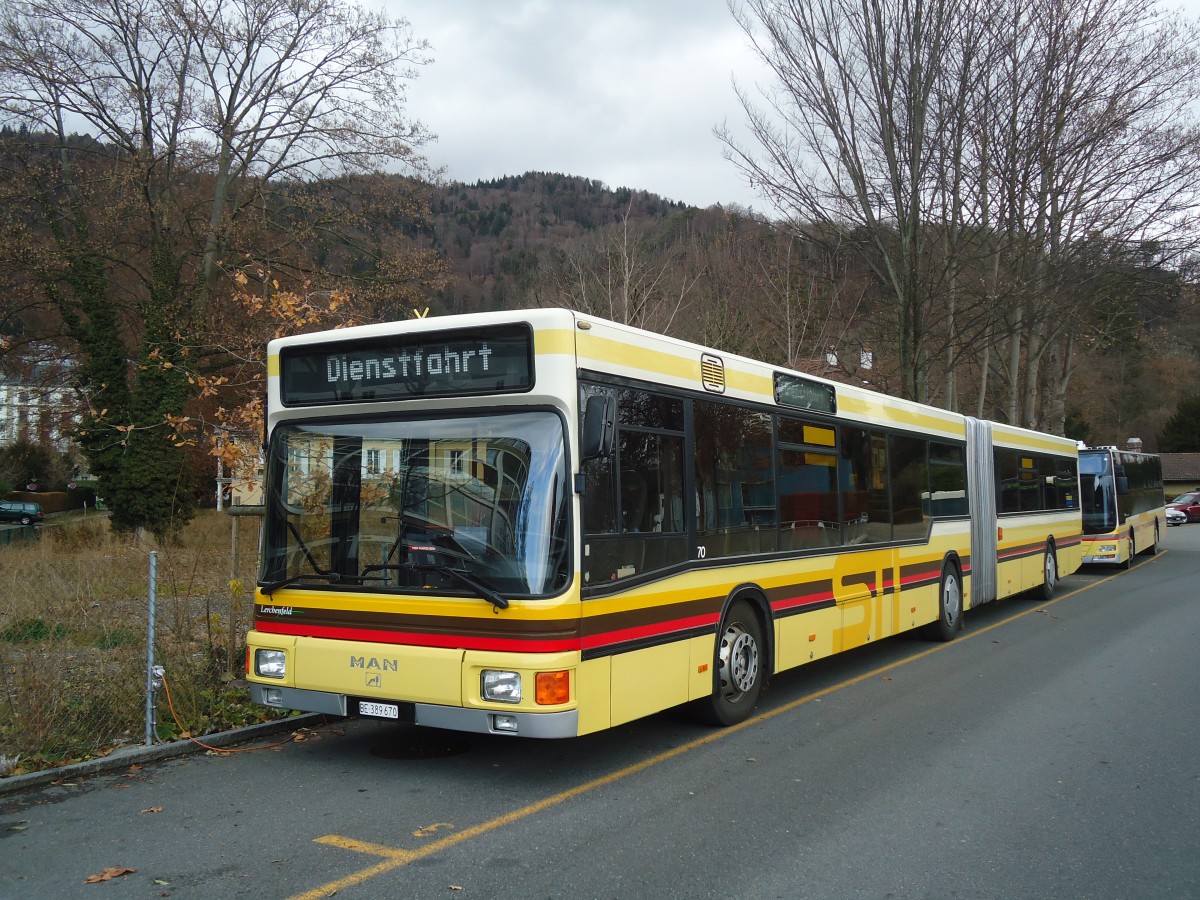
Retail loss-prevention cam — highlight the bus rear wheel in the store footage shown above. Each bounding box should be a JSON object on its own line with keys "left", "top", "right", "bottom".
{"left": 1040, "top": 543, "right": 1057, "bottom": 602}
{"left": 693, "top": 600, "right": 764, "bottom": 727}
{"left": 925, "top": 562, "right": 962, "bottom": 642}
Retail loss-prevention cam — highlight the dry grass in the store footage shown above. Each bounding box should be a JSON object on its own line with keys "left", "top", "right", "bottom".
{"left": 0, "top": 510, "right": 281, "bottom": 774}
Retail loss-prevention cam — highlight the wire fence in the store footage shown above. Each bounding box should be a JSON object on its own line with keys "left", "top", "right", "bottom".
{"left": 0, "top": 510, "right": 285, "bottom": 778}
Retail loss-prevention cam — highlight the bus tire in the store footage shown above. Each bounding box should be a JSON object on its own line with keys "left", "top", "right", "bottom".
{"left": 1123, "top": 531, "right": 1134, "bottom": 570}
{"left": 1040, "top": 543, "right": 1057, "bottom": 602}
{"left": 693, "top": 599, "right": 765, "bottom": 727}
{"left": 926, "top": 561, "right": 962, "bottom": 642}
{"left": 1149, "top": 522, "right": 1159, "bottom": 556}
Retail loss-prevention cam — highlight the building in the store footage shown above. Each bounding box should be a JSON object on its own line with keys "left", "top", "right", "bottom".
{"left": 1160, "top": 453, "right": 1200, "bottom": 498}
{"left": 0, "top": 364, "right": 79, "bottom": 452}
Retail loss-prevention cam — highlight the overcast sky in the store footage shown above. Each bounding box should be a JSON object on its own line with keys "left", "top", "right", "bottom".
{"left": 381, "top": 1, "right": 1200, "bottom": 215}
{"left": 377, "top": 0, "right": 772, "bottom": 212}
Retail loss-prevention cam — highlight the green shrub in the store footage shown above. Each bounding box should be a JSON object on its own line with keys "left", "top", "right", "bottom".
{"left": 1, "top": 618, "right": 68, "bottom": 643}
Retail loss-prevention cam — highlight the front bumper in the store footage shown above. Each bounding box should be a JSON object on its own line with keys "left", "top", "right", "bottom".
{"left": 248, "top": 683, "right": 579, "bottom": 738}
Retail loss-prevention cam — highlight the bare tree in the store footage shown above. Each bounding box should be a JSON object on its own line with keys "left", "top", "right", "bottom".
{"left": 975, "top": 0, "right": 1200, "bottom": 431}
{"left": 0, "top": 0, "right": 434, "bottom": 536}
{"left": 723, "top": 0, "right": 1200, "bottom": 431}
{"left": 722, "top": 0, "right": 968, "bottom": 403}
{"left": 534, "top": 204, "right": 699, "bottom": 335}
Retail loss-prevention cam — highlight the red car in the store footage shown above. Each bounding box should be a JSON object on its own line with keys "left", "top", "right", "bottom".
{"left": 1166, "top": 491, "right": 1200, "bottom": 524}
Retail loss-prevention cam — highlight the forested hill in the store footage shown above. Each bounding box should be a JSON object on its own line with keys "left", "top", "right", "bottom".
{"left": 419, "top": 171, "right": 727, "bottom": 314}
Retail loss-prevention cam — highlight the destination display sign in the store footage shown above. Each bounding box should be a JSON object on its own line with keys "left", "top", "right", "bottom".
{"left": 774, "top": 372, "right": 837, "bottom": 415}
{"left": 279, "top": 324, "right": 534, "bottom": 406}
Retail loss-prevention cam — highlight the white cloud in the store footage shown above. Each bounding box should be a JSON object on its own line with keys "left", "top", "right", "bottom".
{"left": 374, "top": 0, "right": 773, "bottom": 210}
{"left": 379, "top": 0, "right": 1200, "bottom": 213}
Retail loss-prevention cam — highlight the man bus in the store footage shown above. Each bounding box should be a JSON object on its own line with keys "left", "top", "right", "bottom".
{"left": 246, "top": 309, "right": 1082, "bottom": 737}
{"left": 1079, "top": 444, "right": 1164, "bottom": 567}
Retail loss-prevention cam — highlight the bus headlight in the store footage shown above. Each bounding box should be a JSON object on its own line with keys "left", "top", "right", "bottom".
{"left": 255, "top": 649, "right": 287, "bottom": 679}
{"left": 481, "top": 670, "right": 522, "bottom": 703}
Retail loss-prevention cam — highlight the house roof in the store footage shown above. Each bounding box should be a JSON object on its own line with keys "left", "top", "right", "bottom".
{"left": 1160, "top": 452, "right": 1200, "bottom": 483}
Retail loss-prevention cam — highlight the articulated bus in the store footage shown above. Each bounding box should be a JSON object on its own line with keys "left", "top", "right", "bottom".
{"left": 1079, "top": 446, "right": 1164, "bottom": 567}
{"left": 245, "top": 309, "right": 1082, "bottom": 737}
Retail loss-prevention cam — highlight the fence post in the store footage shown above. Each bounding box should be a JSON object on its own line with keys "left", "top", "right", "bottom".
{"left": 145, "top": 550, "right": 160, "bottom": 746}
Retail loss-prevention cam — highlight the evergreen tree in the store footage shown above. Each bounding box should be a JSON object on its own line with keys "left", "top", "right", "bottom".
{"left": 1157, "top": 395, "right": 1200, "bottom": 452}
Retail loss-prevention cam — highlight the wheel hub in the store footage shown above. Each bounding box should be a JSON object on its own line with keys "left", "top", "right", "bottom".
{"left": 719, "top": 625, "right": 759, "bottom": 696}
{"left": 943, "top": 577, "right": 960, "bottom": 624}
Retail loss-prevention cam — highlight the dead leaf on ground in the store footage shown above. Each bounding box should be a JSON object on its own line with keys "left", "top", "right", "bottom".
{"left": 84, "top": 866, "right": 137, "bottom": 883}
{"left": 140, "top": 806, "right": 164, "bottom": 814}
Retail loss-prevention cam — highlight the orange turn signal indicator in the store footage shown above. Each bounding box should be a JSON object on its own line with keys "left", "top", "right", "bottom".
{"left": 535, "top": 670, "right": 570, "bottom": 705}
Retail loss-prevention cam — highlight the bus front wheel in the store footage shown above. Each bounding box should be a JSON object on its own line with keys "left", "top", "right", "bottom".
{"left": 693, "top": 600, "right": 765, "bottom": 727}
{"left": 1123, "top": 532, "right": 1134, "bottom": 570}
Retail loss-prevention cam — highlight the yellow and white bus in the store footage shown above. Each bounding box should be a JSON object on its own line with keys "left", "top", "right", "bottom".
{"left": 245, "top": 309, "right": 1082, "bottom": 737}
{"left": 1079, "top": 446, "right": 1164, "bottom": 567}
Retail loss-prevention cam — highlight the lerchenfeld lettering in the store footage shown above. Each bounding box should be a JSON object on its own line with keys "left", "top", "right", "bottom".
{"left": 349, "top": 656, "right": 399, "bottom": 672}
{"left": 325, "top": 343, "right": 493, "bottom": 385}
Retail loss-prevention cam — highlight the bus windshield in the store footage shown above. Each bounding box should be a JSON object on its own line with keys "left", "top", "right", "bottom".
{"left": 259, "top": 410, "right": 570, "bottom": 598}
{"left": 1079, "top": 451, "right": 1117, "bottom": 534}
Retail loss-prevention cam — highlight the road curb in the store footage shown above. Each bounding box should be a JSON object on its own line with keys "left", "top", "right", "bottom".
{"left": 0, "top": 712, "right": 328, "bottom": 797}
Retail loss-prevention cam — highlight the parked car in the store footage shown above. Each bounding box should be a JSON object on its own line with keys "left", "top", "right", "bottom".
{"left": 1166, "top": 505, "right": 1188, "bottom": 526}
{"left": 0, "top": 500, "right": 44, "bottom": 526}
{"left": 1165, "top": 491, "right": 1200, "bottom": 524}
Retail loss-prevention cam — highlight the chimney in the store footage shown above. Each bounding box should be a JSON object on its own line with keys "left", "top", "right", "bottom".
{"left": 1127, "top": 437, "right": 1143, "bottom": 452}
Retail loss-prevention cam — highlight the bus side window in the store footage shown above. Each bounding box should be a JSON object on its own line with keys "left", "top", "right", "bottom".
{"left": 840, "top": 427, "right": 891, "bottom": 544}
{"left": 778, "top": 415, "right": 839, "bottom": 550}
{"left": 582, "top": 385, "right": 687, "bottom": 586}
{"left": 929, "top": 442, "right": 969, "bottom": 516}
{"left": 582, "top": 454, "right": 617, "bottom": 534}
{"left": 693, "top": 400, "right": 775, "bottom": 558}
{"left": 890, "top": 434, "right": 929, "bottom": 540}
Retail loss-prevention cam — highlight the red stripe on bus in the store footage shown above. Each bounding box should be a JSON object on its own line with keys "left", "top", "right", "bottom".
{"left": 255, "top": 620, "right": 580, "bottom": 653}
{"left": 772, "top": 588, "right": 836, "bottom": 613}
{"left": 898, "top": 571, "right": 939, "bottom": 588}
{"left": 582, "top": 612, "right": 719, "bottom": 651}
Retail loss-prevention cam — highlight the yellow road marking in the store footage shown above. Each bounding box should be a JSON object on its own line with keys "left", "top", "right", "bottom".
{"left": 290, "top": 561, "right": 1150, "bottom": 900}
{"left": 411, "top": 822, "right": 454, "bottom": 838}
{"left": 313, "top": 835, "right": 416, "bottom": 860}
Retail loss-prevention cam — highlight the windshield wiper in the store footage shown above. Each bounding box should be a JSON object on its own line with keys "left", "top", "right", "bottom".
{"left": 360, "top": 561, "right": 509, "bottom": 610}
{"left": 431, "top": 564, "right": 508, "bottom": 610}
{"left": 259, "top": 572, "right": 345, "bottom": 595}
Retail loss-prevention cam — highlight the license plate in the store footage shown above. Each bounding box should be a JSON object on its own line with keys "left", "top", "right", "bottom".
{"left": 359, "top": 701, "right": 399, "bottom": 719}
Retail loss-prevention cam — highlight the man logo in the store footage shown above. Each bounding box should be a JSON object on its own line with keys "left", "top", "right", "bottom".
{"left": 365, "top": 673, "right": 381, "bottom": 688}
{"left": 350, "top": 656, "right": 399, "bottom": 672}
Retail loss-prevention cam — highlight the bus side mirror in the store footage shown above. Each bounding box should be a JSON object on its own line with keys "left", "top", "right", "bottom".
{"left": 1116, "top": 476, "right": 1129, "bottom": 495}
{"left": 581, "top": 394, "right": 616, "bottom": 461}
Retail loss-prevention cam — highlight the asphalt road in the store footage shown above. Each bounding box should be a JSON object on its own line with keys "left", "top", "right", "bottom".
{"left": 3, "top": 524, "right": 1199, "bottom": 899}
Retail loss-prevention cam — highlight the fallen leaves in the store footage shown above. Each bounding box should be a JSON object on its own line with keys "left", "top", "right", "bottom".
{"left": 85, "top": 866, "right": 136, "bottom": 884}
